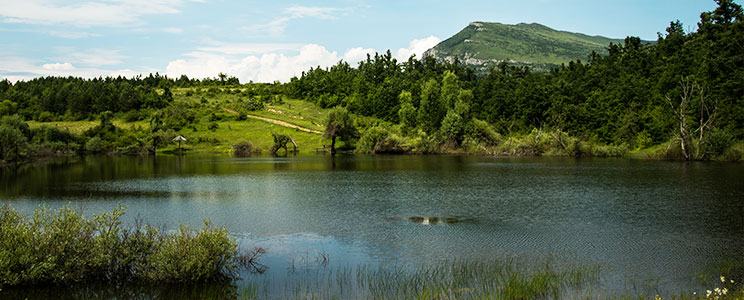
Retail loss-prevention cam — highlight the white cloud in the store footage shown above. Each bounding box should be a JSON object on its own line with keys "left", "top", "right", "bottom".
{"left": 70, "top": 49, "right": 126, "bottom": 66}
{"left": 343, "top": 47, "right": 376, "bottom": 65}
{"left": 395, "top": 35, "right": 442, "bottom": 61}
{"left": 48, "top": 31, "right": 100, "bottom": 39}
{"left": 0, "top": 0, "right": 202, "bottom": 27}
{"left": 243, "top": 5, "right": 345, "bottom": 36}
{"left": 165, "top": 44, "right": 375, "bottom": 83}
{"left": 42, "top": 62, "right": 75, "bottom": 71}
{"left": 285, "top": 6, "right": 340, "bottom": 19}
{"left": 1, "top": 59, "right": 147, "bottom": 82}
{"left": 163, "top": 27, "right": 183, "bottom": 34}
{"left": 197, "top": 43, "right": 304, "bottom": 55}
{"left": 164, "top": 36, "right": 442, "bottom": 84}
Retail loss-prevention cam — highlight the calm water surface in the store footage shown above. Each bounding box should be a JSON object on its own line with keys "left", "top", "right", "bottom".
{"left": 1, "top": 154, "right": 742, "bottom": 298}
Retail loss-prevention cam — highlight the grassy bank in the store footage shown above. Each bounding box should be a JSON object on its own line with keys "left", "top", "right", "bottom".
{"left": 0, "top": 204, "right": 262, "bottom": 287}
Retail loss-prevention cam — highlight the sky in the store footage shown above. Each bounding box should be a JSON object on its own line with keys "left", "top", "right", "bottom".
{"left": 0, "top": 0, "right": 722, "bottom": 83}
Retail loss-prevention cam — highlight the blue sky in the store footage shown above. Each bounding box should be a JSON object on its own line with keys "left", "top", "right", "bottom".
{"left": 0, "top": 0, "right": 722, "bottom": 82}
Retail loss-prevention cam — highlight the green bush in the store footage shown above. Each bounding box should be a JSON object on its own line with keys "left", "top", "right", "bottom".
{"left": 465, "top": 119, "right": 501, "bottom": 146}
{"left": 123, "top": 110, "right": 142, "bottom": 122}
{"left": 85, "top": 136, "right": 105, "bottom": 153}
{"left": 232, "top": 141, "right": 256, "bottom": 156}
{"left": 0, "top": 204, "right": 259, "bottom": 287}
{"left": 37, "top": 111, "right": 54, "bottom": 122}
{"left": 208, "top": 122, "right": 219, "bottom": 132}
{"left": 242, "top": 98, "right": 264, "bottom": 111}
{"left": 270, "top": 133, "right": 292, "bottom": 154}
{"left": 357, "top": 126, "right": 405, "bottom": 154}
{"left": 720, "top": 147, "right": 743, "bottom": 162}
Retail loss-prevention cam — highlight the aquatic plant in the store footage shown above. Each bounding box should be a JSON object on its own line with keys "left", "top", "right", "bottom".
{"left": 240, "top": 258, "right": 600, "bottom": 299}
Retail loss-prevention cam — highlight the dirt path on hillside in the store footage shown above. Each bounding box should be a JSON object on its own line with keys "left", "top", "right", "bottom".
{"left": 222, "top": 108, "right": 323, "bottom": 134}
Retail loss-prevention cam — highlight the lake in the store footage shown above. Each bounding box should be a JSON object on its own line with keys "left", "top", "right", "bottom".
{"left": 1, "top": 154, "right": 742, "bottom": 299}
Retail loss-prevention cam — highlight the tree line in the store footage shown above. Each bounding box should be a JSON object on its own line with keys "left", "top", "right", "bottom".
{"left": 0, "top": 0, "right": 741, "bottom": 162}
{"left": 289, "top": 0, "right": 742, "bottom": 156}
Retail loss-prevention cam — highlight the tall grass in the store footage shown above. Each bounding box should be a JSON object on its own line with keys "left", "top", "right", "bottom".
{"left": 241, "top": 258, "right": 600, "bottom": 300}
{"left": 0, "top": 204, "right": 262, "bottom": 287}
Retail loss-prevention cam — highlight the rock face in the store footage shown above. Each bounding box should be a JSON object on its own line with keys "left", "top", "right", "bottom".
{"left": 423, "top": 22, "right": 626, "bottom": 73}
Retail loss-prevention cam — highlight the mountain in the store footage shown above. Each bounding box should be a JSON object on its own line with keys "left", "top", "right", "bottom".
{"left": 423, "top": 22, "right": 626, "bottom": 72}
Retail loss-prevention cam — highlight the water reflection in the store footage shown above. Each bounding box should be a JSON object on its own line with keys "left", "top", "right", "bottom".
{"left": 1, "top": 154, "right": 743, "bottom": 298}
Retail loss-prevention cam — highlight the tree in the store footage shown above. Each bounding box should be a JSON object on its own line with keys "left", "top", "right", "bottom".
{"left": 0, "top": 100, "right": 18, "bottom": 116}
{"left": 440, "top": 110, "right": 464, "bottom": 146}
{"left": 417, "top": 79, "right": 443, "bottom": 133}
{"left": 323, "top": 107, "right": 357, "bottom": 154}
{"left": 397, "top": 91, "right": 417, "bottom": 134}
{"left": 666, "top": 77, "right": 718, "bottom": 160}
{"left": 0, "top": 115, "right": 29, "bottom": 163}
{"left": 0, "top": 125, "right": 26, "bottom": 162}
{"left": 270, "top": 133, "right": 292, "bottom": 155}
{"left": 440, "top": 71, "right": 460, "bottom": 110}
{"left": 149, "top": 111, "right": 166, "bottom": 154}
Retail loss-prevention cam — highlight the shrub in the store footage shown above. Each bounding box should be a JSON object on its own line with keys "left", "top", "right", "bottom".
{"left": 208, "top": 122, "right": 219, "bottom": 132}
{"left": 721, "top": 147, "right": 743, "bottom": 162}
{"left": 440, "top": 110, "right": 464, "bottom": 144}
{"left": 357, "top": 126, "right": 389, "bottom": 154}
{"left": 709, "top": 128, "right": 735, "bottom": 157}
{"left": 0, "top": 204, "right": 261, "bottom": 287}
{"left": 242, "top": 98, "right": 264, "bottom": 111}
{"left": 208, "top": 113, "right": 222, "bottom": 122}
{"left": 123, "top": 110, "right": 141, "bottom": 122}
{"left": 465, "top": 119, "right": 501, "bottom": 146}
{"left": 37, "top": 111, "right": 54, "bottom": 122}
{"left": 232, "top": 141, "right": 255, "bottom": 156}
{"left": 270, "top": 133, "right": 292, "bottom": 154}
{"left": 85, "top": 136, "right": 105, "bottom": 153}
{"left": 358, "top": 126, "right": 405, "bottom": 154}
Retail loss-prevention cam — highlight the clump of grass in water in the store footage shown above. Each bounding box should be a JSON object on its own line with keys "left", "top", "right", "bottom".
{"left": 0, "top": 204, "right": 264, "bottom": 288}
{"left": 240, "top": 258, "right": 600, "bottom": 299}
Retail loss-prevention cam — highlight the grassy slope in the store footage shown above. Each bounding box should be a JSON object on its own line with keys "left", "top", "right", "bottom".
{"left": 28, "top": 88, "right": 333, "bottom": 154}
{"left": 426, "top": 22, "right": 625, "bottom": 71}
{"left": 167, "top": 89, "right": 330, "bottom": 153}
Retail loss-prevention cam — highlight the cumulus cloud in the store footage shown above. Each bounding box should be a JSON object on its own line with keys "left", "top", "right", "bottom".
{"left": 1, "top": 56, "right": 149, "bottom": 82}
{"left": 164, "top": 36, "right": 441, "bottom": 83}
{"left": 42, "top": 62, "right": 75, "bottom": 71}
{"left": 395, "top": 35, "right": 442, "bottom": 61}
{"left": 166, "top": 44, "right": 347, "bottom": 83}
{"left": 343, "top": 47, "right": 376, "bottom": 65}
{"left": 0, "top": 0, "right": 201, "bottom": 27}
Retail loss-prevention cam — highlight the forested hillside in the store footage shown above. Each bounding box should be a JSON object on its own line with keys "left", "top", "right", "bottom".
{"left": 0, "top": 0, "right": 742, "bottom": 163}
{"left": 287, "top": 0, "right": 744, "bottom": 159}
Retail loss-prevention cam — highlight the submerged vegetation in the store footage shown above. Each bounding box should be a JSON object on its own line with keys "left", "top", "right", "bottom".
{"left": 0, "top": 204, "right": 263, "bottom": 287}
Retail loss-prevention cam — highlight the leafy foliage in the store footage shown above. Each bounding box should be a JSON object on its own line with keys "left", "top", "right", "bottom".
{"left": 0, "top": 204, "right": 261, "bottom": 287}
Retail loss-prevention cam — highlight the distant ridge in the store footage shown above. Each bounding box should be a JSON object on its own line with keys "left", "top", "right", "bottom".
{"left": 423, "top": 22, "right": 626, "bottom": 72}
